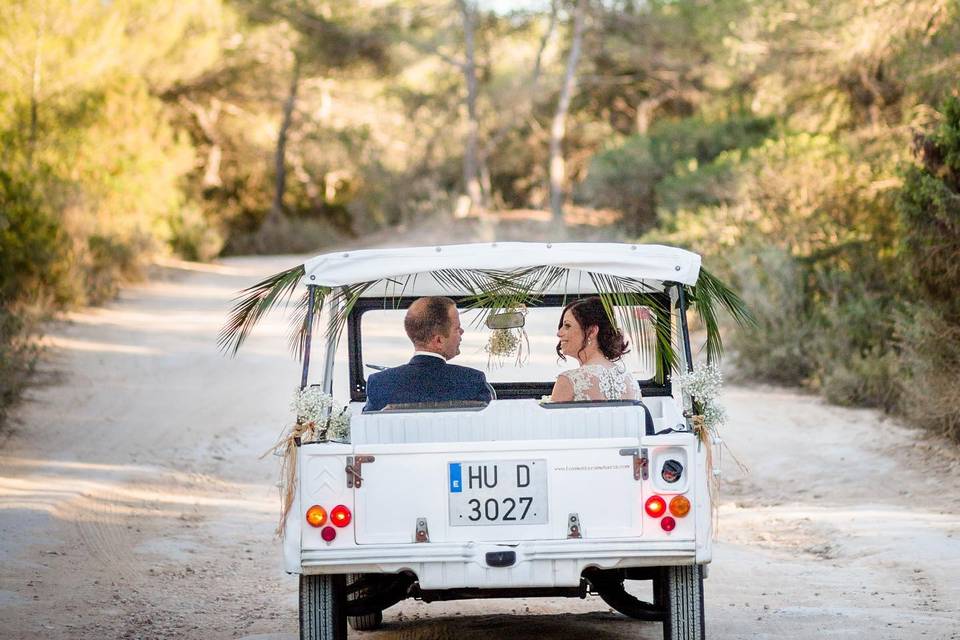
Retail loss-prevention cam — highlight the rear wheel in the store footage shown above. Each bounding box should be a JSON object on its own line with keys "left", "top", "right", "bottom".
{"left": 661, "top": 565, "right": 705, "bottom": 640}
{"left": 346, "top": 573, "right": 384, "bottom": 631}
{"left": 299, "top": 574, "right": 347, "bottom": 640}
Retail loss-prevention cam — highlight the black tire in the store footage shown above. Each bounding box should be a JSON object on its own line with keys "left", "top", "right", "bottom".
{"left": 300, "top": 574, "right": 347, "bottom": 640}
{"left": 347, "top": 573, "right": 384, "bottom": 631}
{"left": 661, "top": 565, "right": 705, "bottom": 640}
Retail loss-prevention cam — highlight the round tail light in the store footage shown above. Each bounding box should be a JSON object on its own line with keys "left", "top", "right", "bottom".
{"left": 331, "top": 505, "right": 352, "bottom": 527}
{"left": 321, "top": 526, "right": 337, "bottom": 542}
{"left": 661, "top": 516, "right": 676, "bottom": 532}
{"left": 669, "top": 495, "right": 691, "bottom": 517}
{"left": 645, "top": 495, "right": 666, "bottom": 518}
{"left": 305, "top": 505, "right": 327, "bottom": 528}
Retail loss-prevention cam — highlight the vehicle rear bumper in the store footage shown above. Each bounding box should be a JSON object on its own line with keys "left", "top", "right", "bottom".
{"left": 299, "top": 538, "right": 697, "bottom": 588}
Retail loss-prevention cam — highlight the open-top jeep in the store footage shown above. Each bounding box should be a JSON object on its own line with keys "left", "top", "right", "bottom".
{"left": 222, "top": 242, "right": 744, "bottom": 640}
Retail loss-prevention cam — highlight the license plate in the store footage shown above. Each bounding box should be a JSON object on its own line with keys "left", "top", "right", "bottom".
{"left": 448, "top": 459, "right": 548, "bottom": 526}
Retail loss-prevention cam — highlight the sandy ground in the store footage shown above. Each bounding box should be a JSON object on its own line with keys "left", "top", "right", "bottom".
{"left": 2, "top": 242, "right": 960, "bottom": 640}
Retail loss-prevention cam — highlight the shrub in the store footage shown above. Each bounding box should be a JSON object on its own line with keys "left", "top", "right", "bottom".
{"left": 167, "top": 205, "right": 224, "bottom": 262}
{"left": 0, "top": 170, "right": 69, "bottom": 423}
{"left": 895, "top": 96, "right": 960, "bottom": 442}
{"left": 897, "top": 96, "right": 960, "bottom": 323}
{"left": 897, "top": 307, "right": 960, "bottom": 442}
{"left": 0, "top": 309, "right": 39, "bottom": 425}
{"left": 0, "top": 170, "right": 67, "bottom": 305}
{"left": 727, "top": 245, "right": 817, "bottom": 385}
{"left": 822, "top": 348, "right": 901, "bottom": 412}
{"left": 579, "top": 136, "right": 661, "bottom": 233}
{"left": 581, "top": 115, "right": 775, "bottom": 233}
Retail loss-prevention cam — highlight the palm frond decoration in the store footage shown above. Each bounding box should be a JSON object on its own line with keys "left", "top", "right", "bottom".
{"left": 586, "top": 272, "right": 676, "bottom": 383}
{"left": 218, "top": 264, "right": 307, "bottom": 357}
{"left": 218, "top": 257, "right": 755, "bottom": 373}
{"left": 288, "top": 284, "right": 331, "bottom": 361}
{"left": 687, "top": 267, "right": 756, "bottom": 364}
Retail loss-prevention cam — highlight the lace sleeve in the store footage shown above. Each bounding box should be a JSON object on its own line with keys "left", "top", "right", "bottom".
{"left": 559, "top": 369, "right": 593, "bottom": 401}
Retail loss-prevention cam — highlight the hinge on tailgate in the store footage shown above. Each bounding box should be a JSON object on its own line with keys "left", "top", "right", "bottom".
{"left": 619, "top": 447, "right": 648, "bottom": 481}
{"left": 345, "top": 455, "right": 375, "bottom": 488}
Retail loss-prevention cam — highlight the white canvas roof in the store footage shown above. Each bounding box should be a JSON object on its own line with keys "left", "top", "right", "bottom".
{"left": 302, "top": 242, "right": 701, "bottom": 294}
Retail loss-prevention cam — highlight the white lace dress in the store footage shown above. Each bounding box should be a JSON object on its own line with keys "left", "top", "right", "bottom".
{"left": 557, "top": 362, "right": 642, "bottom": 401}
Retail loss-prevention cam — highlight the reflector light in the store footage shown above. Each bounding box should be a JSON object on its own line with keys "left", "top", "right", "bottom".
{"left": 320, "top": 526, "right": 336, "bottom": 542}
{"left": 305, "top": 505, "right": 327, "bottom": 528}
{"left": 331, "top": 505, "right": 352, "bottom": 527}
{"left": 669, "top": 495, "right": 691, "bottom": 518}
{"left": 645, "top": 495, "right": 666, "bottom": 518}
{"left": 661, "top": 516, "right": 676, "bottom": 532}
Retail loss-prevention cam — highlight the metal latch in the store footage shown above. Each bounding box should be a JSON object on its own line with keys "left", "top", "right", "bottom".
{"left": 567, "top": 513, "right": 582, "bottom": 539}
{"left": 345, "top": 455, "right": 375, "bottom": 488}
{"left": 619, "top": 447, "right": 648, "bottom": 480}
{"left": 415, "top": 517, "right": 430, "bottom": 543}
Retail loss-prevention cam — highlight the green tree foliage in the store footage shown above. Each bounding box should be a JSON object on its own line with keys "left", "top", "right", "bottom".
{"left": 896, "top": 96, "right": 960, "bottom": 441}
{"left": 898, "top": 97, "right": 960, "bottom": 322}
{"left": 580, "top": 115, "right": 775, "bottom": 232}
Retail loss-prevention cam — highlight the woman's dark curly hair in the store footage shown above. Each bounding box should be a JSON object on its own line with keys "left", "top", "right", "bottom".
{"left": 556, "top": 296, "right": 630, "bottom": 362}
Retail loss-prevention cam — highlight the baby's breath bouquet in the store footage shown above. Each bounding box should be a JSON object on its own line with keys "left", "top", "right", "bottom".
{"left": 483, "top": 307, "right": 530, "bottom": 367}
{"left": 291, "top": 386, "right": 350, "bottom": 443}
{"left": 265, "top": 387, "right": 351, "bottom": 535}
{"left": 674, "top": 363, "right": 727, "bottom": 440}
{"left": 675, "top": 363, "right": 744, "bottom": 532}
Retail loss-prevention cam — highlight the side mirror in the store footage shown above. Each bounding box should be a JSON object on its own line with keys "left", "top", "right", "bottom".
{"left": 485, "top": 311, "right": 525, "bottom": 330}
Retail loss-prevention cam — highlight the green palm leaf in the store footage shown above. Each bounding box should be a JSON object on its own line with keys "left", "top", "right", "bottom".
{"left": 586, "top": 272, "right": 676, "bottom": 382}
{"left": 685, "top": 266, "right": 756, "bottom": 363}
{"left": 220, "top": 259, "right": 754, "bottom": 374}
{"left": 218, "top": 264, "right": 306, "bottom": 357}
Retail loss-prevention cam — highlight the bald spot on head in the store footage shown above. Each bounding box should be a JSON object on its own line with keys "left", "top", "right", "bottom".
{"left": 404, "top": 296, "right": 456, "bottom": 348}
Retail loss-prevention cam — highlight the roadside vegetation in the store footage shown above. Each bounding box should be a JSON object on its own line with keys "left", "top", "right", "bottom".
{"left": 1, "top": 0, "right": 958, "bottom": 441}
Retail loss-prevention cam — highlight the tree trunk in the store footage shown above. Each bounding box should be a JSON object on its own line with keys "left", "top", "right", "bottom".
{"left": 457, "top": 0, "right": 485, "bottom": 217}
{"left": 269, "top": 53, "right": 301, "bottom": 226}
{"left": 549, "top": 0, "right": 586, "bottom": 232}
{"left": 180, "top": 97, "right": 224, "bottom": 189}
{"left": 27, "top": 18, "right": 45, "bottom": 168}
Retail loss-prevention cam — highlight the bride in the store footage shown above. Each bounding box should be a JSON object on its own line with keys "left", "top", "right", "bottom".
{"left": 549, "top": 296, "right": 641, "bottom": 402}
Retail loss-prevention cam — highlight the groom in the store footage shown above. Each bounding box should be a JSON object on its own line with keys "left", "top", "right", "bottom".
{"left": 363, "top": 296, "right": 492, "bottom": 411}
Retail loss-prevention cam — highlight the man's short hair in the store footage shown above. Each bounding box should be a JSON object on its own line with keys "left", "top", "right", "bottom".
{"left": 405, "top": 297, "right": 456, "bottom": 345}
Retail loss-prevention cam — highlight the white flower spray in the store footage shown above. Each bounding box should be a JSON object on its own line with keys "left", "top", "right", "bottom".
{"left": 291, "top": 386, "right": 351, "bottom": 442}
{"left": 266, "top": 387, "right": 351, "bottom": 536}
{"left": 674, "top": 362, "right": 746, "bottom": 534}
{"left": 674, "top": 363, "right": 727, "bottom": 433}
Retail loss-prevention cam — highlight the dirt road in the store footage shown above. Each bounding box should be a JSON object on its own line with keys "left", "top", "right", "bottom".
{"left": 2, "top": 253, "right": 959, "bottom": 640}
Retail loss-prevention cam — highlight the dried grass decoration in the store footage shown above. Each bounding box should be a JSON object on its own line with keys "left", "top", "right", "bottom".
{"left": 483, "top": 307, "right": 530, "bottom": 367}
{"left": 263, "top": 386, "right": 351, "bottom": 535}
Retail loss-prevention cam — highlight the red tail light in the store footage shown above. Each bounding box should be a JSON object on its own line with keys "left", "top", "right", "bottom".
{"left": 331, "top": 505, "right": 352, "bottom": 527}
{"left": 661, "top": 516, "right": 676, "bottom": 532}
{"left": 321, "top": 526, "right": 337, "bottom": 542}
{"left": 645, "top": 495, "right": 666, "bottom": 518}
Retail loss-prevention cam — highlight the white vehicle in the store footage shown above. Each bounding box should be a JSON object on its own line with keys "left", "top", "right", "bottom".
{"left": 223, "top": 243, "right": 745, "bottom": 640}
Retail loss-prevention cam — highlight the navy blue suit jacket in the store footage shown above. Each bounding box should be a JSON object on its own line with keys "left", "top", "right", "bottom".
{"left": 363, "top": 354, "right": 491, "bottom": 411}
